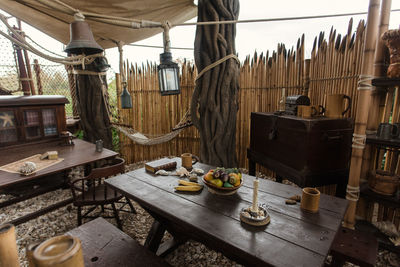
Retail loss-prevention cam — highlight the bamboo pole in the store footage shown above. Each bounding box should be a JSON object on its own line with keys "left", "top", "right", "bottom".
{"left": 343, "top": 0, "right": 381, "bottom": 229}
{"left": 360, "top": 0, "right": 392, "bottom": 183}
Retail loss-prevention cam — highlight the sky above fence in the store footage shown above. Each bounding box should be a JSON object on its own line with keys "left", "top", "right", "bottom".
{"left": 1, "top": 0, "right": 400, "bottom": 73}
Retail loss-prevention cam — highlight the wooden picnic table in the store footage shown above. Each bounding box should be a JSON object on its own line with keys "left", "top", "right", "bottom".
{"left": 0, "top": 138, "right": 118, "bottom": 225}
{"left": 106, "top": 158, "right": 348, "bottom": 267}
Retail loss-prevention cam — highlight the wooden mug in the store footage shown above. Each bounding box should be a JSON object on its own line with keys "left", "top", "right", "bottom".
{"left": 300, "top": 187, "right": 320, "bottom": 213}
{"left": 325, "top": 94, "right": 351, "bottom": 118}
{"left": 181, "top": 153, "right": 199, "bottom": 170}
{"left": 33, "top": 235, "right": 84, "bottom": 267}
{"left": 0, "top": 224, "right": 19, "bottom": 267}
{"left": 297, "top": 105, "right": 312, "bottom": 118}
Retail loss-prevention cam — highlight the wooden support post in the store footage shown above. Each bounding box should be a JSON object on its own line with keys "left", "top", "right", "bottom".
{"left": 19, "top": 31, "right": 36, "bottom": 95}
{"left": 65, "top": 64, "right": 79, "bottom": 118}
{"left": 33, "top": 59, "right": 43, "bottom": 95}
{"left": 12, "top": 26, "right": 30, "bottom": 95}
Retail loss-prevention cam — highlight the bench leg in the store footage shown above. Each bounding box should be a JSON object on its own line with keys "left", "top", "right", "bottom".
{"left": 77, "top": 206, "right": 82, "bottom": 226}
{"left": 330, "top": 256, "right": 345, "bottom": 267}
{"left": 144, "top": 220, "right": 166, "bottom": 253}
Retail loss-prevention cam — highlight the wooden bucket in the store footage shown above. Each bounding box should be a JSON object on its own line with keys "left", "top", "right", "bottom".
{"left": 33, "top": 235, "right": 83, "bottom": 267}
{"left": 0, "top": 224, "right": 19, "bottom": 267}
{"left": 368, "top": 170, "right": 399, "bottom": 196}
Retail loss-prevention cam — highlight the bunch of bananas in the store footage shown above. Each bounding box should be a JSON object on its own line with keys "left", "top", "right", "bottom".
{"left": 174, "top": 179, "right": 203, "bottom": 192}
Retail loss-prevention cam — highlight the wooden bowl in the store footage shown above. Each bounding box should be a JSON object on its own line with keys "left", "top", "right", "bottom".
{"left": 202, "top": 176, "right": 243, "bottom": 195}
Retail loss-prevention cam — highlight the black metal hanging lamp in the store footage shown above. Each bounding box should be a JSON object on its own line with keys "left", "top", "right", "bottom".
{"left": 157, "top": 22, "right": 181, "bottom": 96}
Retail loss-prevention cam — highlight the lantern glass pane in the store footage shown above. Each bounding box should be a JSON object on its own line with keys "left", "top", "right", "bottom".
{"left": 163, "top": 68, "right": 178, "bottom": 91}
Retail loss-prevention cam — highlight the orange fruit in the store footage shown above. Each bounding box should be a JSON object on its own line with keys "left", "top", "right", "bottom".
{"left": 204, "top": 171, "right": 214, "bottom": 182}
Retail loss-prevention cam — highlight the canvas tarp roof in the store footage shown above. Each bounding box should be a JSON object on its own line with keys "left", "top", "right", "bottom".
{"left": 0, "top": 0, "right": 197, "bottom": 49}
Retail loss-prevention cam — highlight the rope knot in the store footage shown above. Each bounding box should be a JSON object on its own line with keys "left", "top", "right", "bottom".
{"left": 346, "top": 185, "right": 360, "bottom": 202}
{"left": 73, "top": 12, "right": 85, "bottom": 21}
{"left": 352, "top": 133, "right": 366, "bottom": 149}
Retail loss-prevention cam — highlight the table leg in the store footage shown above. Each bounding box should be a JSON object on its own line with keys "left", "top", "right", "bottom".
{"left": 248, "top": 159, "right": 256, "bottom": 176}
{"left": 144, "top": 220, "right": 166, "bottom": 253}
{"left": 156, "top": 235, "right": 188, "bottom": 257}
{"left": 335, "top": 175, "right": 349, "bottom": 198}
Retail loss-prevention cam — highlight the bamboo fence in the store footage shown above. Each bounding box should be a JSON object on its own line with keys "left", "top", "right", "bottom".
{"left": 115, "top": 19, "right": 400, "bottom": 227}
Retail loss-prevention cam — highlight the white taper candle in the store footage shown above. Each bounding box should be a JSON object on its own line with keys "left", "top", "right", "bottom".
{"left": 252, "top": 177, "right": 259, "bottom": 212}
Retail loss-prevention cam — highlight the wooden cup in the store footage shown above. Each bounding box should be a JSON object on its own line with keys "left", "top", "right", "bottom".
{"left": 325, "top": 94, "right": 351, "bottom": 118}
{"left": 297, "top": 106, "right": 315, "bottom": 118}
{"left": 181, "top": 153, "right": 199, "bottom": 170}
{"left": 0, "top": 224, "right": 19, "bottom": 267}
{"left": 300, "top": 187, "right": 320, "bottom": 213}
{"left": 33, "top": 235, "right": 84, "bottom": 267}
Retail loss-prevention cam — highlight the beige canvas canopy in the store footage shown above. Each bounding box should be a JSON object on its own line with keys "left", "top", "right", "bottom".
{"left": 0, "top": 0, "right": 197, "bottom": 49}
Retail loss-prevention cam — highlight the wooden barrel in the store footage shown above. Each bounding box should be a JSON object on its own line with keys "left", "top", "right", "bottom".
{"left": 0, "top": 223, "right": 20, "bottom": 267}
{"left": 33, "top": 235, "right": 83, "bottom": 267}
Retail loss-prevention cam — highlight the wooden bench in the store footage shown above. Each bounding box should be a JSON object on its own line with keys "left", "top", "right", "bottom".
{"left": 329, "top": 226, "right": 378, "bottom": 267}
{"left": 67, "top": 218, "right": 170, "bottom": 266}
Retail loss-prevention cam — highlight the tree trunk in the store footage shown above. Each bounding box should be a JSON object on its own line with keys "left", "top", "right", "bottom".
{"left": 74, "top": 61, "right": 113, "bottom": 149}
{"left": 191, "top": 0, "right": 240, "bottom": 167}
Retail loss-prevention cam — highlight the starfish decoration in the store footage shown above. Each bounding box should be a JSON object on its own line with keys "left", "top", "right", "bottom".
{"left": 0, "top": 112, "right": 14, "bottom": 127}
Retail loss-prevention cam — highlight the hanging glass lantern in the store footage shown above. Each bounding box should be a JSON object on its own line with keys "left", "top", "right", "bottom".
{"left": 158, "top": 52, "right": 180, "bottom": 96}
{"left": 120, "top": 83, "right": 132, "bottom": 109}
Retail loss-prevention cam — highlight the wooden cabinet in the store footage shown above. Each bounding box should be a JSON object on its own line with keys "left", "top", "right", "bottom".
{"left": 0, "top": 96, "right": 68, "bottom": 147}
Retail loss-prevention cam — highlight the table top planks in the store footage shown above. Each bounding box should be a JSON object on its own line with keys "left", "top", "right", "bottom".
{"left": 106, "top": 159, "right": 348, "bottom": 267}
{"left": 0, "top": 139, "right": 118, "bottom": 188}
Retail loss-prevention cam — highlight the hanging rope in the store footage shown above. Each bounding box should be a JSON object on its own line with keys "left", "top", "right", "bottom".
{"left": 195, "top": 54, "right": 240, "bottom": 82}
{"left": 0, "top": 14, "right": 103, "bottom": 66}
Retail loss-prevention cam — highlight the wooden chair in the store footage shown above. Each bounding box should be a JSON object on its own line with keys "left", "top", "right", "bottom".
{"left": 70, "top": 157, "right": 136, "bottom": 229}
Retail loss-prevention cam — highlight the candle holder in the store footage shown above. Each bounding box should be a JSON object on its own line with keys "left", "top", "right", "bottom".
{"left": 240, "top": 204, "right": 270, "bottom": 226}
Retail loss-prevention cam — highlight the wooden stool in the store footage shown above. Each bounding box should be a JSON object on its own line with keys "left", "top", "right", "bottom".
{"left": 329, "top": 226, "right": 378, "bottom": 267}
{"left": 67, "top": 218, "right": 170, "bottom": 266}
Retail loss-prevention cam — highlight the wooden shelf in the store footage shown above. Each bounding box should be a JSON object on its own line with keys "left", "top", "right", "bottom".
{"left": 360, "top": 183, "right": 400, "bottom": 209}
{"left": 0, "top": 126, "right": 17, "bottom": 130}
{"left": 366, "top": 134, "right": 400, "bottom": 149}
{"left": 372, "top": 77, "right": 400, "bottom": 87}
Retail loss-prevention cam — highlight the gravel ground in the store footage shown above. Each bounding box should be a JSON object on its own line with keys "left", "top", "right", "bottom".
{"left": 0, "top": 162, "right": 399, "bottom": 267}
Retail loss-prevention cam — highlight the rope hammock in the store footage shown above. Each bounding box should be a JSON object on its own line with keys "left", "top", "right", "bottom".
{"left": 113, "top": 125, "right": 182, "bottom": 146}
{"left": 112, "top": 110, "right": 192, "bottom": 145}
